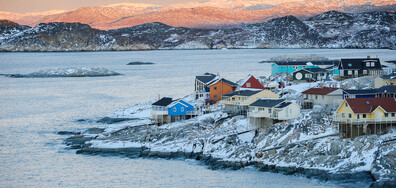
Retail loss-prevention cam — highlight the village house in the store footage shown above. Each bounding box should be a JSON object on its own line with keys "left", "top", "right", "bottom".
{"left": 338, "top": 57, "right": 383, "bottom": 79}
{"left": 334, "top": 97, "right": 396, "bottom": 138}
{"left": 374, "top": 73, "right": 396, "bottom": 88}
{"left": 271, "top": 60, "right": 339, "bottom": 75}
{"left": 301, "top": 87, "right": 343, "bottom": 108}
{"left": 343, "top": 86, "right": 396, "bottom": 99}
{"left": 221, "top": 89, "right": 279, "bottom": 115}
{"left": 248, "top": 99, "right": 300, "bottom": 127}
{"left": 239, "top": 75, "right": 265, "bottom": 90}
{"left": 151, "top": 97, "right": 197, "bottom": 126}
{"left": 207, "top": 78, "right": 238, "bottom": 104}
{"left": 194, "top": 73, "right": 218, "bottom": 100}
{"left": 151, "top": 97, "right": 173, "bottom": 125}
{"left": 292, "top": 68, "right": 329, "bottom": 81}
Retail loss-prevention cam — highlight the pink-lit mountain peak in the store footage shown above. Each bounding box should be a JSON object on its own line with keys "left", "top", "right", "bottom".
{"left": 0, "top": 0, "right": 394, "bottom": 30}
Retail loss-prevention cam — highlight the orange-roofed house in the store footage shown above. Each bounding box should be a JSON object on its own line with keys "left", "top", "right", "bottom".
{"left": 334, "top": 97, "right": 396, "bottom": 138}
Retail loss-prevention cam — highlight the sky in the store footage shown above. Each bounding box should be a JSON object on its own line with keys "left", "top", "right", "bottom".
{"left": 0, "top": 0, "right": 205, "bottom": 13}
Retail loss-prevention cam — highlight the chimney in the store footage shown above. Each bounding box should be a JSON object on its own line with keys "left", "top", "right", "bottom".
{"left": 367, "top": 56, "right": 370, "bottom": 60}
{"left": 158, "top": 94, "right": 160, "bottom": 100}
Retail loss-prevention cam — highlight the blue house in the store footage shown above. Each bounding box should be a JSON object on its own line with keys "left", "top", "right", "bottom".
{"left": 271, "top": 60, "right": 339, "bottom": 75}
{"left": 151, "top": 98, "right": 196, "bottom": 125}
{"left": 167, "top": 99, "right": 196, "bottom": 122}
{"left": 343, "top": 86, "right": 396, "bottom": 99}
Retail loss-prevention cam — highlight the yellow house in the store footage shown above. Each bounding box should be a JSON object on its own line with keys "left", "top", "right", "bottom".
{"left": 221, "top": 89, "right": 279, "bottom": 115}
{"left": 334, "top": 97, "right": 396, "bottom": 138}
{"left": 374, "top": 73, "right": 396, "bottom": 88}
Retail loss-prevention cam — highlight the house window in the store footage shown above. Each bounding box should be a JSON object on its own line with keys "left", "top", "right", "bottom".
{"left": 357, "top": 114, "right": 360, "bottom": 119}
{"left": 346, "top": 103, "right": 348, "bottom": 107}
{"left": 315, "top": 95, "right": 318, "bottom": 99}
{"left": 304, "top": 94, "right": 308, "bottom": 99}
{"left": 214, "top": 95, "right": 217, "bottom": 99}
{"left": 268, "top": 109, "right": 271, "bottom": 113}
{"left": 371, "top": 62, "right": 375, "bottom": 67}
{"left": 392, "top": 113, "right": 395, "bottom": 117}
{"left": 306, "top": 74, "right": 312, "bottom": 78}
{"left": 181, "top": 107, "right": 184, "bottom": 112}
{"left": 348, "top": 113, "right": 352, "bottom": 118}
{"left": 214, "top": 87, "right": 217, "bottom": 91}
{"left": 246, "top": 83, "right": 251, "bottom": 87}
{"left": 173, "top": 107, "right": 176, "bottom": 112}
{"left": 342, "top": 113, "right": 345, "bottom": 118}
{"left": 322, "top": 95, "right": 324, "bottom": 99}
{"left": 385, "top": 113, "right": 389, "bottom": 117}
{"left": 290, "top": 109, "right": 292, "bottom": 113}
{"left": 348, "top": 70, "right": 352, "bottom": 75}
{"left": 366, "top": 62, "right": 370, "bottom": 67}
{"left": 355, "top": 70, "right": 358, "bottom": 75}
{"left": 363, "top": 70, "right": 367, "bottom": 74}
{"left": 363, "top": 114, "right": 366, "bottom": 118}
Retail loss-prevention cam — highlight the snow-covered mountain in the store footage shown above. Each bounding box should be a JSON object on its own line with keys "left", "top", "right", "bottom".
{"left": 0, "top": 0, "right": 394, "bottom": 30}
{"left": 0, "top": 11, "right": 395, "bottom": 51}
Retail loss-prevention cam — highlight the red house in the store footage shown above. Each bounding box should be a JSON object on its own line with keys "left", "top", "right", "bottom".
{"left": 240, "top": 75, "right": 265, "bottom": 90}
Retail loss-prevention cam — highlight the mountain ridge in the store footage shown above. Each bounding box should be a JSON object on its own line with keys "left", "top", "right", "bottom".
{"left": 0, "top": 11, "right": 395, "bottom": 51}
{"left": 0, "top": 0, "right": 394, "bottom": 30}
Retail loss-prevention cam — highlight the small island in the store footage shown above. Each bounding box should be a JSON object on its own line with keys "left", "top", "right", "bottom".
{"left": 127, "top": 61, "right": 155, "bottom": 65}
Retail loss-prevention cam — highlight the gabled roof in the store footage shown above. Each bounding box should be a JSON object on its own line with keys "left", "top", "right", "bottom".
{"left": 167, "top": 99, "right": 192, "bottom": 108}
{"left": 196, "top": 73, "right": 218, "bottom": 85}
{"left": 273, "top": 60, "right": 339, "bottom": 66}
{"left": 294, "top": 67, "right": 328, "bottom": 74}
{"left": 240, "top": 74, "right": 265, "bottom": 90}
{"left": 344, "top": 86, "right": 396, "bottom": 95}
{"left": 249, "top": 99, "right": 286, "bottom": 107}
{"left": 152, "top": 97, "right": 173, "bottom": 106}
{"left": 276, "top": 102, "right": 292, "bottom": 108}
{"left": 223, "top": 89, "right": 262, "bottom": 97}
{"left": 208, "top": 78, "right": 238, "bottom": 87}
{"left": 339, "top": 58, "right": 381, "bottom": 70}
{"left": 343, "top": 88, "right": 378, "bottom": 95}
{"left": 302, "top": 87, "right": 340, "bottom": 95}
{"left": 345, "top": 97, "right": 396, "bottom": 113}
{"left": 377, "top": 86, "right": 396, "bottom": 93}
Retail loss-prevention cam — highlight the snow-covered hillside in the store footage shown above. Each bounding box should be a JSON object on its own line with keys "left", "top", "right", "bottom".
{"left": 64, "top": 77, "right": 396, "bottom": 186}
{"left": 0, "top": 10, "right": 395, "bottom": 51}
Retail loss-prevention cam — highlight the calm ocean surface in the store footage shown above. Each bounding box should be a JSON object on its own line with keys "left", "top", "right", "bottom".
{"left": 0, "top": 49, "right": 394, "bottom": 187}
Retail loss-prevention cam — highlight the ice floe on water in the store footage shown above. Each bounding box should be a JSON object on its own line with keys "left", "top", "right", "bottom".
{"left": 7, "top": 67, "right": 121, "bottom": 78}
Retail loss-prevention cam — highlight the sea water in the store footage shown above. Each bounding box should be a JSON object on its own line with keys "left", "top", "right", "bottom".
{"left": 0, "top": 49, "right": 394, "bottom": 187}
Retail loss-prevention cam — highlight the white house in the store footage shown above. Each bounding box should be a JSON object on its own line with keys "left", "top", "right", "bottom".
{"left": 301, "top": 87, "right": 343, "bottom": 107}
{"left": 248, "top": 99, "right": 300, "bottom": 128}
{"left": 195, "top": 73, "right": 218, "bottom": 100}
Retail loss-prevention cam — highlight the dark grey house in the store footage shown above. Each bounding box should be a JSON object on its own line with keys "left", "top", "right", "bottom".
{"left": 292, "top": 68, "right": 329, "bottom": 81}
{"left": 338, "top": 57, "right": 383, "bottom": 78}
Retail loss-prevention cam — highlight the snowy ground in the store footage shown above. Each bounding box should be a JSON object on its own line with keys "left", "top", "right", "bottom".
{"left": 76, "top": 76, "right": 396, "bottom": 184}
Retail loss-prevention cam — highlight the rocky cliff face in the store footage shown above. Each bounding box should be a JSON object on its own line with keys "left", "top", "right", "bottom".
{"left": 0, "top": 11, "right": 395, "bottom": 51}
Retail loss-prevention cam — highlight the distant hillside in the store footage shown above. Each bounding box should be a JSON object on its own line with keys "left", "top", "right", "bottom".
{"left": 0, "top": 11, "right": 395, "bottom": 51}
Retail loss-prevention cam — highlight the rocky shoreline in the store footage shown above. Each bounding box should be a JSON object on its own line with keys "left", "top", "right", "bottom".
{"left": 61, "top": 80, "right": 396, "bottom": 187}
{"left": 64, "top": 132, "right": 380, "bottom": 186}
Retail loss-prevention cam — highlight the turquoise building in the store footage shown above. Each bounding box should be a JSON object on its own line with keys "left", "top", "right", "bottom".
{"left": 271, "top": 60, "right": 340, "bottom": 75}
